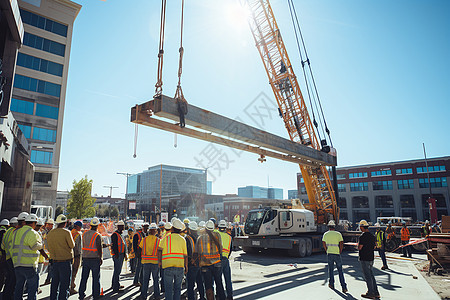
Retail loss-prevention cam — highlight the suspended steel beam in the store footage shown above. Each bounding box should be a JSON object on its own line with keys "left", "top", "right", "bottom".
{"left": 131, "top": 95, "right": 337, "bottom": 167}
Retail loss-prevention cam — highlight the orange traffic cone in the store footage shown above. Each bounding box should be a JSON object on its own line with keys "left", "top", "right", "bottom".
{"left": 100, "top": 288, "right": 103, "bottom": 296}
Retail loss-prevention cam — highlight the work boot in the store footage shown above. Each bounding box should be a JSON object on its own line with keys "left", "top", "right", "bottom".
{"left": 342, "top": 288, "right": 348, "bottom": 293}
{"left": 328, "top": 284, "right": 334, "bottom": 289}
{"left": 205, "top": 289, "right": 215, "bottom": 300}
{"left": 361, "top": 293, "right": 376, "bottom": 299}
{"left": 70, "top": 289, "right": 78, "bottom": 295}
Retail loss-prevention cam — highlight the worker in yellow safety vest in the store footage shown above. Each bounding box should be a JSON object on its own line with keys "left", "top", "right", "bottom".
{"left": 400, "top": 222, "right": 412, "bottom": 258}
{"left": 139, "top": 223, "right": 161, "bottom": 300}
{"left": 70, "top": 221, "right": 83, "bottom": 294}
{"left": 374, "top": 223, "right": 389, "bottom": 270}
{"left": 158, "top": 222, "right": 172, "bottom": 294}
{"left": 127, "top": 228, "right": 136, "bottom": 273}
{"left": 218, "top": 220, "right": 233, "bottom": 300}
{"left": 11, "top": 213, "right": 44, "bottom": 300}
{"left": 158, "top": 218, "right": 188, "bottom": 300}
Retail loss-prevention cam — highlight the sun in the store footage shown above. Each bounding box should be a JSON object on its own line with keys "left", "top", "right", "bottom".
{"left": 224, "top": 1, "right": 252, "bottom": 32}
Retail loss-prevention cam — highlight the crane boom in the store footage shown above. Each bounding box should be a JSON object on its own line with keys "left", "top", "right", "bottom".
{"left": 246, "top": 0, "right": 338, "bottom": 224}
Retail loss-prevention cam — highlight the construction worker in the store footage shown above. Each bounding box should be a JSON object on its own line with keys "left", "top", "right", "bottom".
{"left": 47, "top": 214, "right": 75, "bottom": 300}
{"left": 70, "top": 221, "right": 83, "bottom": 294}
{"left": 197, "top": 220, "right": 225, "bottom": 300}
{"left": 2, "top": 213, "right": 25, "bottom": 300}
{"left": 160, "top": 222, "right": 172, "bottom": 294}
{"left": 358, "top": 220, "right": 380, "bottom": 299}
{"left": 139, "top": 223, "right": 161, "bottom": 300}
{"left": 218, "top": 220, "right": 233, "bottom": 300}
{"left": 126, "top": 228, "right": 136, "bottom": 273}
{"left": 400, "top": 222, "right": 412, "bottom": 258}
{"left": 11, "top": 213, "right": 43, "bottom": 300}
{"left": 322, "top": 220, "right": 347, "bottom": 293}
{"left": 374, "top": 223, "right": 388, "bottom": 270}
{"left": 385, "top": 222, "right": 395, "bottom": 241}
{"left": 157, "top": 221, "right": 165, "bottom": 238}
{"left": 421, "top": 220, "right": 431, "bottom": 237}
{"left": 78, "top": 217, "right": 103, "bottom": 300}
{"left": 158, "top": 218, "right": 188, "bottom": 300}
{"left": 0, "top": 219, "right": 10, "bottom": 293}
{"left": 185, "top": 221, "right": 205, "bottom": 300}
{"left": 133, "top": 223, "right": 147, "bottom": 287}
{"left": 43, "top": 218, "right": 54, "bottom": 286}
{"left": 111, "top": 220, "right": 127, "bottom": 292}
{"left": 35, "top": 219, "right": 45, "bottom": 275}
{"left": 198, "top": 221, "right": 206, "bottom": 232}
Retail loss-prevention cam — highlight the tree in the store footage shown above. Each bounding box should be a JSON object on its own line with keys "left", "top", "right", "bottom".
{"left": 110, "top": 207, "right": 119, "bottom": 219}
{"left": 67, "top": 176, "right": 96, "bottom": 219}
{"left": 55, "top": 206, "right": 64, "bottom": 217}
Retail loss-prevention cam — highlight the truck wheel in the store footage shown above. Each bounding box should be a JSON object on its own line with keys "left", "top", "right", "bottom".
{"left": 412, "top": 242, "right": 427, "bottom": 252}
{"left": 385, "top": 239, "right": 398, "bottom": 252}
{"left": 306, "top": 238, "right": 312, "bottom": 256}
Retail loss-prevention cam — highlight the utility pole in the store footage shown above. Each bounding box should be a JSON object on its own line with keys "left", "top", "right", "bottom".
{"left": 423, "top": 143, "right": 437, "bottom": 224}
{"left": 117, "top": 172, "right": 133, "bottom": 219}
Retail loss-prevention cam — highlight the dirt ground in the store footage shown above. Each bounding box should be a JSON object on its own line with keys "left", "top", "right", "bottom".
{"left": 415, "top": 260, "right": 450, "bottom": 299}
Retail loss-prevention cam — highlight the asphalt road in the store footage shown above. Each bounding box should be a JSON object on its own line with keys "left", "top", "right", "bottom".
{"left": 36, "top": 250, "right": 440, "bottom": 300}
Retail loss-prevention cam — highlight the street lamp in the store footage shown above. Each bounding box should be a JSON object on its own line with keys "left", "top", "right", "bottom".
{"left": 117, "top": 172, "right": 133, "bottom": 219}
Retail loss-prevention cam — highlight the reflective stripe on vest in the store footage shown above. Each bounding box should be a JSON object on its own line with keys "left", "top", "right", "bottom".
{"left": 218, "top": 231, "right": 231, "bottom": 258}
{"left": 82, "top": 231, "right": 100, "bottom": 257}
{"left": 11, "top": 227, "right": 39, "bottom": 268}
{"left": 200, "top": 237, "right": 220, "bottom": 261}
{"left": 113, "top": 232, "right": 125, "bottom": 254}
{"left": 142, "top": 236, "right": 160, "bottom": 262}
{"left": 376, "top": 231, "right": 384, "bottom": 248}
{"left": 71, "top": 228, "right": 80, "bottom": 242}
{"left": 1, "top": 227, "right": 17, "bottom": 260}
{"left": 400, "top": 228, "right": 410, "bottom": 241}
{"left": 162, "top": 235, "right": 185, "bottom": 261}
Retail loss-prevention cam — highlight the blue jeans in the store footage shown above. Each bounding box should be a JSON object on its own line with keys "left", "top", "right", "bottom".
{"left": 187, "top": 266, "right": 205, "bottom": 300}
{"left": 163, "top": 267, "right": 184, "bottom": 300}
{"left": 50, "top": 261, "right": 72, "bottom": 300}
{"left": 378, "top": 248, "right": 388, "bottom": 267}
{"left": 14, "top": 267, "right": 39, "bottom": 300}
{"left": 133, "top": 257, "right": 143, "bottom": 285}
{"left": 112, "top": 254, "right": 124, "bottom": 290}
{"left": 141, "top": 263, "right": 160, "bottom": 299}
{"left": 360, "top": 260, "right": 379, "bottom": 295}
{"left": 201, "top": 263, "right": 225, "bottom": 300}
{"left": 327, "top": 254, "right": 347, "bottom": 289}
{"left": 78, "top": 258, "right": 101, "bottom": 299}
{"left": 221, "top": 257, "right": 233, "bottom": 298}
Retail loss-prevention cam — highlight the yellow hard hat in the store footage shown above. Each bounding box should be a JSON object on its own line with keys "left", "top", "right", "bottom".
{"left": 359, "top": 220, "right": 369, "bottom": 227}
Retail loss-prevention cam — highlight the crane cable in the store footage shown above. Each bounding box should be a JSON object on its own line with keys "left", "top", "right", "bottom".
{"left": 287, "top": 0, "right": 333, "bottom": 148}
{"left": 174, "top": 0, "right": 188, "bottom": 128}
{"left": 155, "top": 0, "right": 167, "bottom": 97}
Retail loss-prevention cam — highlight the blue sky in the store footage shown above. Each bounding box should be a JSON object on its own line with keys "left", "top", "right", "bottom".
{"left": 59, "top": 0, "right": 450, "bottom": 198}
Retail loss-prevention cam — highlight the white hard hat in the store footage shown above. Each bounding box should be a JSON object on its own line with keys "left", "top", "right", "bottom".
{"left": 149, "top": 223, "right": 157, "bottom": 230}
{"left": 218, "top": 220, "right": 227, "bottom": 228}
{"left": 55, "top": 214, "right": 67, "bottom": 224}
{"left": 198, "top": 221, "right": 206, "bottom": 228}
{"left": 25, "top": 214, "right": 38, "bottom": 222}
{"left": 135, "top": 224, "right": 142, "bottom": 230}
{"left": 143, "top": 222, "right": 149, "bottom": 227}
{"left": 117, "top": 220, "right": 125, "bottom": 226}
{"left": 172, "top": 218, "right": 185, "bottom": 231}
{"left": 18, "top": 212, "right": 29, "bottom": 221}
{"left": 425, "top": 220, "right": 429, "bottom": 224}
{"left": 46, "top": 218, "right": 54, "bottom": 225}
{"left": 359, "top": 220, "right": 369, "bottom": 227}
{"left": 170, "top": 217, "right": 176, "bottom": 223}
{"left": 188, "top": 221, "right": 198, "bottom": 231}
{"left": 0, "top": 219, "right": 9, "bottom": 226}
{"left": 90, "top": 217, "right": 100, "bottom": 226}
{"left": 10, "top": 217, "right": 18, "bottom": 224}
{"left": 328, "top": 220, "right": 336, "bottom": 227}
{"left": 158, "top": 221, "right": 165, "bottom": 227}
{"left": 37, "top": 218, "right": 44, "bottom": 226}
{"left": 164, "top": 222, "right": 173, "bottom": 230}
{"left": 374, "top": 223, "right": 381, "bottom": 227}
{"left": 206, "top": 220, "right": 215, "bottom": 231}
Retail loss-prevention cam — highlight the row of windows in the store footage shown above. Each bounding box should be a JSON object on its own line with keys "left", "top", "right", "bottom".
{"left": 371, "top": 170, "right": 392, "bottom": 177}
{"left": 20, "top": 9, "right": 68, "bottom": 37}
{"left": 22, "top": 123, "right": 57, "bottom": 142}
{"left": 419, "top": 177, "right": 448, "bottom": 188}
{"left": 11, "top": 98, "right": 59, "bottom": 120}
{"left": 349, "top": 172, "right": 368, "bottom": 179}
{"left": 398, "top": 179, "right": 414, "bottom": 189}
{"left": 31, "top": 150, "right": 53, "bottom": 165}
{"left": 336, "top": 178, "right": 446, "bottom": 191}
{"left": 373, "top": 181, "right": 393, "bottom": 191}
{"left": 417, "top": 166, "right": 446, "bottom": 173}
{"left": 23, "top": 32, "right": 65, "bottom": 57}
{"left": 337, "top": 184, "right": 346, "bottom": 193}
{"left": 341, "top": 194, "right": 448, "bottom": 209}
{"left": 396, "top": 168, "right": 413, "bottom": 174}
{"left": 17, "top": 53, "right": 63, "bottom": 77}
{"left": 350, "top": 182, "right": 368, "bottom": 192}
{"left": 14, "top": 74, "right": 61, "bottom": 97}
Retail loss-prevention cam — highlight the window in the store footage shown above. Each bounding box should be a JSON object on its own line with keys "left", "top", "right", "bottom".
{"left": 419, "top": 177, "right": 448, "bottom": 188}
{"left": 17, "top": 53, "right": 63, "bottom": 77}
{"left": 371, "top": 170, "right": 392, "bottom": 177}
{"left": 375, "top": 195, "right": 393, "bottom": 208}
{"left": 336, "top": 174, "right": 346, "bottom": 180}
{"left": 31, "top": 150, "right": 53, "bottom": 165}
{"left": 350, "top": 182, "right": 368, "bottom": 192}
{"left": 373, "top": 181, "right": 393, "bottom": 190}
{"left": 10, "top": 98, "right": 34, "bottom": 115}
{"left": 352, "top": 196, "right": 369, "bottom": 208}
{"left": 20, "top": 9, "right": 68, "bottom": 37}
{"left": 417, "top": 166, "right": 446, "bottom": 173}
{"left": 398, "top": 179, "right": 414, "bottom": 189}
{"left": 338, "top": 197, "right": 347, "bottom": 208}
{"left": 23, "top": 32, "right": 66, "bottom": 57}
{"left": 35, "top": 104, "right": 59, "bottom": 119}
{"left": 396, "top": 168, "right": 413, "bottom": 175}
{"left": 14, "top": 74, "right": 61, "bottom": 97}
{"left": 34, "top": 172, "right": 52, "bottom": 186}
{"left": 349, "top": 172, "right": 368, "bottom": 179}
{"left": 338, "top": 184, "right": 346, "bottom": 193}
{"left": 18, "top": 124, "right": 32, "bottom": 139}
{"left": 32, "top": 127, "right": 56, "bottom": 142}
{"left": 400, "top": 195, "right": 415, "bottom": 208}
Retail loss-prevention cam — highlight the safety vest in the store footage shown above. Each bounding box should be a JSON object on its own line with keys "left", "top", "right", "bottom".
{"left": 141, "top": 235, "right": 160, "bottom": 264}
{"left": 376, "top": 230, "right": 385, "bottom": 248}
{"left": 127, "top": 235, "right": 135, "bottom": 259}
{"left": 1, "top": 227, "right": 17, "bottom": 260}
{"left": 161, "top": 233, "right": 186, "bottom": 269}
{"left": 218, "top": 231, "right": 232, "bottom": 258}
{"left": 198, "top": 233, "right": 221, "bottom": 266}
{"left": 71, "top": 228, "right": 80, "bottom": 242}
{"left": 400, "top": 227, "right": 410, "bottom": 241}
{"left": 111, "top": 231, "right": 125, "bottom": 255}
{"left": 11, "top": 226, "right": 41, "bottom": 268}
{"left": 82, "top": 230, "right": 101, "bottom": 258}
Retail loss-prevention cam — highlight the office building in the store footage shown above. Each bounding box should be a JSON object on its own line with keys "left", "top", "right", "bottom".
{"left": 238, "top": 185, "right": 283, "bottom": 200}
{"left": 10, "top": 0, "right": 81, "bottom": 208}
{"left": 297, "top": 156, "right": 450, "bottom": 223}
{"left": 288, "top": 189, "right": 298, "bottom": 199}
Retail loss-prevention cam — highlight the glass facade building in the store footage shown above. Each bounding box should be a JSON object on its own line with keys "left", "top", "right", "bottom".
{"left": 238, "top": 186, "right": 283, "bottom": 200}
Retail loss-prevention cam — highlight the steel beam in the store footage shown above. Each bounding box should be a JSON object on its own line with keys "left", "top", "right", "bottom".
{"left": 131, "top": 95, "right": 337, "bottom": 166}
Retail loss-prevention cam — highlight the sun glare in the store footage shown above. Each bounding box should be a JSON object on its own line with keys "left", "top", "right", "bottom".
{"left": 224, "top": 2, "right": 252, "bottom": 32}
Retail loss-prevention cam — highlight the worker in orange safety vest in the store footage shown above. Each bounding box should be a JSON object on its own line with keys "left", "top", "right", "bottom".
{"left": 400, "top": 222, "right": 412, "bottom": 258}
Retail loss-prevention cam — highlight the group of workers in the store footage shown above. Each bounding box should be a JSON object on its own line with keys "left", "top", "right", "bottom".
{"left": 0, "top": 212, "right": 235, "bottom": 300}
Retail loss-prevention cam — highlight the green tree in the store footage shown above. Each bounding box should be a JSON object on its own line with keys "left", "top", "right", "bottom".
{"left": 110, "top": 207, "right": 119, "bottom": 219}
{"left": 67, "top": 176, "right": 96, "bottom": 219}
